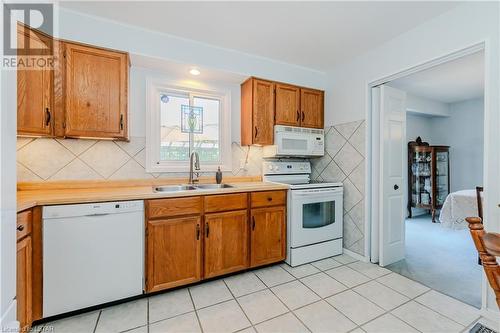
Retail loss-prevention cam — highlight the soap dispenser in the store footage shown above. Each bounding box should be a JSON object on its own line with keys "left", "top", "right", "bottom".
{"left": 215, "top": 166, "right": 222, "bottom": 184}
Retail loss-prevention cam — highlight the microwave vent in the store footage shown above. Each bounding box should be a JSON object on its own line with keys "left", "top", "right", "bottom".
{"left": 276, "top": 125, "right": 324, "bottom": 135}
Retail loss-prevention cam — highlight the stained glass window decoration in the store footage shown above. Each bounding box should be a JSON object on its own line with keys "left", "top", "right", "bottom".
{"left": 181, "top": 105, "right": 203, "bottom": 134}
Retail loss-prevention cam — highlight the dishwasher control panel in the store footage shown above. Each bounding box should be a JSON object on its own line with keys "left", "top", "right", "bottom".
{"left": 43, "top": 200, "right": 144, "bottom": 219}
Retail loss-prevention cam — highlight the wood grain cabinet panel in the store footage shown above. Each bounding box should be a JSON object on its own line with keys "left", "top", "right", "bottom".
{"left": 300, "top": 88, "right": 324, "bottom": 129}
{"left": 241, "top": 78, "right": 275, "bottom": 145}
{"left": 250, "top": 206, "right": 286, "bottom": 267}
{"left": 275, "top": 84, "right": 301, "bottom": 127}
{"left": 64, "top": 42, "right": 129, "bottom": 139}
{"left": 148, "top": 196, "right": 202, "bottom": 219}
{"left": 17, "top": 236, "right": 33, "bottom": 331}
{"left": 251, "top": 190, "right": 286, "bottom": 208}
{"left": 204, "top": 193, "right": 248, "bottom": 213}
{"left": 204, "top": 210, "right": 249, "bottom": 278}
{"left": 17, "top": 25, "right": 53, "bottom": 136}
{"left": 146, "top": 216, "right": 202, "bottom": 292}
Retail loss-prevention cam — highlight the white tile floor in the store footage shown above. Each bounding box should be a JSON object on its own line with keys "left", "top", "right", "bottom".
{"left": 33, "top": 254, "right": 486, "bottom": 333}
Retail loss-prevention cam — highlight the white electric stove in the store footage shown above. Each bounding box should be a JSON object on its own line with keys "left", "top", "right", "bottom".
{"left": 263, "top": 160, "right": 343, "bottom": 266}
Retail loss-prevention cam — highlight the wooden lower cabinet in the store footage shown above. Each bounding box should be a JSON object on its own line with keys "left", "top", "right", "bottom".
{"left": 250, "top": 206, "right": 286, "bottom": 267}
{"left": 204, "top": 210, "right": 249, "bottom": 278}
{"left": 146, "top": 216, "right": 202, "bottom": 292}
{"left": 17, "top": 232, "right": 33, "bottom": 331}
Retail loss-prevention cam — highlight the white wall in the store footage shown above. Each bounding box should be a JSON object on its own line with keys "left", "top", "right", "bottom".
{"left": 406, "top": 94, "right": 450, "bottom": 117}
{"left": 57, "top": 8, "right": 328, "bottom": 91}
{"left": 327, "top": 1, "right": 499, "bottom": 316}
{"left": 0, "top": 60, "right": 19, "bottom": 330}
{"left": 432, "top": 98, "right": 484, "bottom": 192}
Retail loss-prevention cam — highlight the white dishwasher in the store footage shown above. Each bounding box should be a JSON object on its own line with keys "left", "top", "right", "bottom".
{"left": 43, "top": 200, "right": 144, "bottom": 317}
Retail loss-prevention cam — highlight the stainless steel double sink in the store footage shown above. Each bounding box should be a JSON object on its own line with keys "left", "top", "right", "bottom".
{"left": 153, "top": 184, "right": 234, "bottom": 193}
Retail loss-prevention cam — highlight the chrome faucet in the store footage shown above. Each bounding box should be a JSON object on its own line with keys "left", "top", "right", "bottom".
{"left": 188, "top": 152, "right": 200, "bottom": 184}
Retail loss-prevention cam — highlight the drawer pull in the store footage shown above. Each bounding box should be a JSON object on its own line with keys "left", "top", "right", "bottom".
{"left": 267, "top": 197, "right": 272, "bottom": 202}
{"left": 17, "top": 225, "right": 24, "bottom": 232}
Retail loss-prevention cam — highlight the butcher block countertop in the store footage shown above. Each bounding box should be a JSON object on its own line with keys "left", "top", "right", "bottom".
{"left": 17, "top": 177, "right": 289, "bottom": 212}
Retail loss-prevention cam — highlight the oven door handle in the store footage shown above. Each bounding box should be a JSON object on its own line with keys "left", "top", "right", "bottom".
{"left": 292, "top": 189, "right": 343, "bottom": 196}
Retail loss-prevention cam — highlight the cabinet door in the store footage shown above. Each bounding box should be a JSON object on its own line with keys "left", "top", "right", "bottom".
{"left": 250, "top": 206, "right": 286, "bottom": 267}
{"left": 17, "top": 25, "right": 53, "bottom": 136}
{"left": 17, "top": 236, "right": 33, "bottom": 331}
{"left": 64, "top": 42, "right": 128, "bottom": 139}
{"left": 146, "top": 216, "right": 202, "bottom": 292}
{"left": 300, "top": 88, "right": 324, "bottom": 129}
{"left": 252, "top": 79, "right": 275, "bottom": 145}
{"left": 204, "top": 210, "right": 249, "bottom": 278}
{"left": 275, "top": 84, "right": 300, "bottom": 127}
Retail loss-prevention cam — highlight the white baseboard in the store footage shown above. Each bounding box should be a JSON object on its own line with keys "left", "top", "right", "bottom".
{"left": 480, "top": 306, "right": 500, "bottom": 324}
{"left": 343, "top": 248, "right": 369, "bottom": 262}
{"left": 0, "top": 300, "right": 18, "bottom": 332}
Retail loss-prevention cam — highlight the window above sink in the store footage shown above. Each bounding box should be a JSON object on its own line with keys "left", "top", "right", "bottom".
{"left": 146, "top": 79, "right": 232, "bottom": 173}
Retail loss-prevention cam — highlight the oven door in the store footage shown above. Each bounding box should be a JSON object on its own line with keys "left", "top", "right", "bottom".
{"left": 290, "top": 187, "right": 343, "bottom": 248}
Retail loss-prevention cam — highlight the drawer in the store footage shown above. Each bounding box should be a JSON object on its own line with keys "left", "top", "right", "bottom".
{"left": 205, "top": 193, "right": 248, "bottom": 213}
{"left": 251, "top": 190, "right": 286, "bottom": 208}
{"left": 148, "top": 196, "right": 202, "bottom": 219}
{"left": 16, "top": 209, "right": 32, "bottom": 241}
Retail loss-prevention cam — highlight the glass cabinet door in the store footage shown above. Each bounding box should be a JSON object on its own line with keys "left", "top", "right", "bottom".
{"left": 435, "top": 151, "right": 449, "bottom": 206}
{"left": 411, "top": 150, "right": 432, "bottom": 206}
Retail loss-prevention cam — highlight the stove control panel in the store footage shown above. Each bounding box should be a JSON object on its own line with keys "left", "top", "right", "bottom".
{"left": 262, "top": 161, "right": 311, "bottom": 175}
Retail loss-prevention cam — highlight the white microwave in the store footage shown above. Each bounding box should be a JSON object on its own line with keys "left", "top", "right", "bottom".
{"left": 263, "top": 125, "right": 324, "bottom": 158}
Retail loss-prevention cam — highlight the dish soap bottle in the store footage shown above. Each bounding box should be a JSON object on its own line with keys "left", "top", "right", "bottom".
{"left": 215, "top": 166, "right": 222, "bottom": 184}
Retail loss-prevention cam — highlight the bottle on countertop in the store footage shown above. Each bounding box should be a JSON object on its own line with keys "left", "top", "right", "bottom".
{"left": 215, "top": 166, "right": 222, "bottom": 184}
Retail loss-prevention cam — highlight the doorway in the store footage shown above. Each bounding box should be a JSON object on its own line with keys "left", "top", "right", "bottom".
{"left": 370, "top": 48, "right": 485, "bottom": 308}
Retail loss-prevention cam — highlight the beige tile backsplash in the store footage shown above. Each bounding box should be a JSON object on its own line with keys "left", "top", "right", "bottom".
{"left": 16, "top": 137, "right": 263, "bottom": 182}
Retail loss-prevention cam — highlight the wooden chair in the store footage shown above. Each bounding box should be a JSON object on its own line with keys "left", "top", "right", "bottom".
{"left": 476, "top": 186, "right": 483, "bottom": 220}
{"left": 466, "top": 217, "right": 500, "bottom": 309}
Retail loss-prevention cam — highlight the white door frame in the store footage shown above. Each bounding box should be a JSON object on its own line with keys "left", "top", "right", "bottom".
{"left": 365, "top": 41, "right": 496, "bottom": 312}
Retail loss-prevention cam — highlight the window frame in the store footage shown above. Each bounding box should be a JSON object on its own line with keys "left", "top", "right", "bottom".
{"left": 146, "top": 78, "right": 231, "bottom": 173}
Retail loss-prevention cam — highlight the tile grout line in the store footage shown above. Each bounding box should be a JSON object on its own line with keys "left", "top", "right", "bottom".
{"left": 221, "top": 278, "right": 254, "bottom": 331}
{"left": 92, "top": 310, "right": 102, "bottom": 333}
{"left": 252, "top": 267, "right": 313, "bottom": 332}
{"left": 187, "top": 287, "right": 205, "bottom": 333}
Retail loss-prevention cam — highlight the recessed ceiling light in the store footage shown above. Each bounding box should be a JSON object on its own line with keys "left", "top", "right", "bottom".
{"left": 189, "top": 68, "right": 201, "bottom": 76}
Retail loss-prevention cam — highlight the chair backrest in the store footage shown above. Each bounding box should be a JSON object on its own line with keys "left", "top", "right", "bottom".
{"left": 466, "top": 217, "right": 500, "bottom": 309}
{"left": 476, "top": 186, "right": 483, "bottom": 220}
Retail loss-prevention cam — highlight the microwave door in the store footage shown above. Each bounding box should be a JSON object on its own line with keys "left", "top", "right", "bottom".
{"left": 277, "top": 134, "right": 311, "bottom": 156}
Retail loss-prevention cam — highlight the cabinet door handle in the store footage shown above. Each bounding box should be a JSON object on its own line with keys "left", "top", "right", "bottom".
{"left": 17, "top": 225, "right": 24, "bottom": 232}
{"left": 45, "top": 108, "right": 51, "bottom": 126}
{"left": 205, "top": 222, "right": 209, "bottom": 237}
{"left": 252, "top": 216, "right": 256, "bottom": 231}
{"left": 301, "top": 111, "right": 305, "bottom": 122}
{"left": 196, "top": 224, "right": 200, "bottom": 240}
{"left": 120, "top": 114, "right": 124, "bottom": 130}
{"left": 254, "top": 126, "right": 258, "bottom": 139}
{"left": 296, "top": 110, "right": 300, "bottom": 122}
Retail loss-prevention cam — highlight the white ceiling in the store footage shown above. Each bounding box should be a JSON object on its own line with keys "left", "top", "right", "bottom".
{"left": 389, "top": 51, "right": 484, "bottom": 104}
{"left": 59, "top": 1, "right": 460, "bottom": 71}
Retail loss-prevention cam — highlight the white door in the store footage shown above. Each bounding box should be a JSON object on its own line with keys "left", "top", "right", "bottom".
{"left": 379, "top": 85, "right": 407, "bottom": 266}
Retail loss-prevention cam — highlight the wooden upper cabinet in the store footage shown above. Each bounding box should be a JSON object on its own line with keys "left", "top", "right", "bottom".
{"left": 275, "top": 84, "right": 300, "bottom": 127}
{"left": 146, "top": 216, "right": 202, "bottom": 292}
{"left": 204, "top": 210, "right": 249, "bottom": 278}
{"left": 64, "top": 42, "right": 129, "bottom": 139}
{"left": 250, "top": 206, "right": 286, "bottom": 267}
{"left": 241, "top": 78, "right": 274, "bottom": 145}
{"left": 300, "top": 88, "right": 324, "bottom": 129}
{"left": 17, "top": 25, "right": 53, "bottom": 136}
